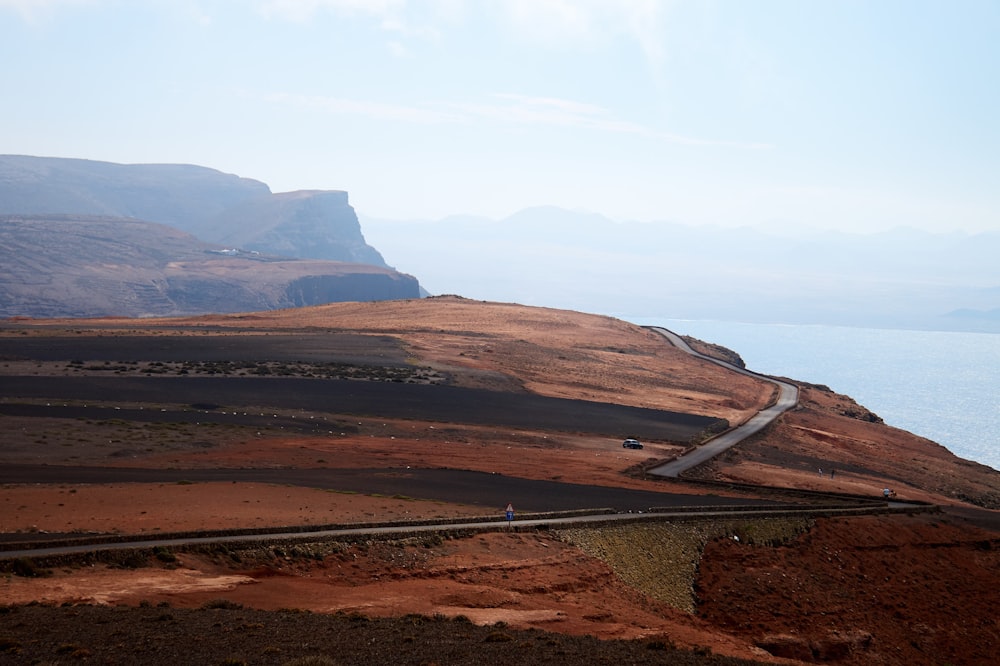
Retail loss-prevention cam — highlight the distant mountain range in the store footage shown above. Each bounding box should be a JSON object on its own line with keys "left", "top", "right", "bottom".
{"left": 361, "top": 206, "right": 1000, "bottom": 333}
{"left": 0, "top": 155, "right": 419, "bottom": 317}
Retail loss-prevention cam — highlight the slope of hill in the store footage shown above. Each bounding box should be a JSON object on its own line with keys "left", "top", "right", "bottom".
{"left": 2, "top": 298, "right": 998, "bottom": 664}
{"left": 0, "top": 215, "right": 419, "bottom": 317}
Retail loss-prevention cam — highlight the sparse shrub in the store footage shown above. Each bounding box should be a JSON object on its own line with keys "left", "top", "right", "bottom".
{"left": 201, "top": 599, "right": 244, "bottom": 610}
{"left": 10, "top": 557, "right": 48, "bottom": 578}
{"left": 483, "top": 631, "right": 514, "bottom": 643}
{"left": 114, "top": 552, "right": 148, "bottom": 569}
{"left": 154, "top": 547, "right": 177, "bottom": 563}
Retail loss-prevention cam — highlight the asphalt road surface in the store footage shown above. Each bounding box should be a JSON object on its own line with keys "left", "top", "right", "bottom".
{"left": 645, "top": 327, "right": 799, "bottom": 477}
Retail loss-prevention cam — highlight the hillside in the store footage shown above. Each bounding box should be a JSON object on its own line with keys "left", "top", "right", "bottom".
{"left": 1, "top": 298, "right": 998, "bottom": 664}
{"left": 0, "top": 155, "right": 426, "bottom": 317}
{"left": 0, "top": 215, "right": 419, "bottom": 317}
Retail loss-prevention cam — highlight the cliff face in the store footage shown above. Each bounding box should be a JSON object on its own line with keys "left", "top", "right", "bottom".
{"left": 0, "top": 155, "right": 388, "bottom": 267}
{"left": 0, "top": 156, "right": 417, "bottom": 316}
{"left": 0, "top": 215, "right": 419, "bottom": 318}
{"left": 208, "top": 190, "right": 387, "bottom": 266}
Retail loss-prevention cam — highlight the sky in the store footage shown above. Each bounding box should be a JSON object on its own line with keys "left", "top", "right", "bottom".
{"left": 2, "top": 0, "right": 999, "bottom": 233}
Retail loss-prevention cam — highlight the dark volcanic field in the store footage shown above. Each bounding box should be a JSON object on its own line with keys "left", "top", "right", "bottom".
{"left": 0, "top": 325, "right": 768, "bottom": 665}
{"left": 0, "top": 464, "right": 775, "bottom": 521}
{"left": 0, "top": 605, "right": 762, "bottom": 666}
{"left": 0, "top": 333, "right": 722, "bottom": 441}
{"left": 0, "top": 329, "right": 746, "bottom": 524}
{"left": 0, "top": 332, "right": 409, "bottom": 365}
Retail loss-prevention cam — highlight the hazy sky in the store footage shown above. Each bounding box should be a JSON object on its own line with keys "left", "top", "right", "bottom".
{"left": 3, "top": 0, "right": 998, "bottom": 233}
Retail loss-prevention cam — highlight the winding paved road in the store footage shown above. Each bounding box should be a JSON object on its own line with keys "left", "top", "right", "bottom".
{"left": 0, "top": 324, "right": 921, "bottom": 562}
{"left": 645, "top": 327, "right": 799, "bottom": 478}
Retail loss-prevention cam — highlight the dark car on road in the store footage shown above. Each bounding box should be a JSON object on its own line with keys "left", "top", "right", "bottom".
{"left": 622, "top": 438, "right": 643, "bottom": 449}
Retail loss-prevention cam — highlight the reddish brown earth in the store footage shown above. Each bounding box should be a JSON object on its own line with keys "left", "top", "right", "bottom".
{"left": 2, "top": 297, "right": 999, "bottom": 664}
{"left": 696, "top": 513, "right": 1000, "bottom": 665}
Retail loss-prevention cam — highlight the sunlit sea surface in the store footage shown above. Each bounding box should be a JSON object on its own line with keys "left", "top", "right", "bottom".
{"left": 631, "top": 318, "right": 1000, "bottom": 472}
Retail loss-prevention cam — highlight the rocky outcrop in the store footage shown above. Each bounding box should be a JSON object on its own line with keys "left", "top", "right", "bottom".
{"left": 208, "top": 190, "right": 387, "bottom": 265}
{"left": 0, "top": 156, "right": 420, "bottom": 316}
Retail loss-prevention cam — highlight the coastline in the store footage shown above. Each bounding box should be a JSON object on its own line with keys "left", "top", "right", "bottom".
{"left": 632, "top": 317, "right": 1000, "bottom": 472}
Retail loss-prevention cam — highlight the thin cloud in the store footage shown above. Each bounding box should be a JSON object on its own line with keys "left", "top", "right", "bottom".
{"left": 261, "top": 89, "right": 768, "bottom": 149}
{"left": 499, "top": 0, "right": 669, "bottom": 63}
{"left": 457, "top": 93, "right": 770, "bottom": 148}
{"left": 261, "top": 91, "right": 463, "bottom": 124}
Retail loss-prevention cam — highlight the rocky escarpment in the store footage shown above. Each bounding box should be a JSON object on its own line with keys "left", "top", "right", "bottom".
{"left": 209, "top": 189, "right": 387, "bottom": 266}
{"left": 681, "top": 336, "right": 747, "bottom": 369}
{"left": 0, "top": 215, "right": 419, "bottom": 318}
{"left": 0, "top": 155, "right": 389, "bottom": 267}
{"left": 0, "top": 155, "right": 421, "bottom": 316}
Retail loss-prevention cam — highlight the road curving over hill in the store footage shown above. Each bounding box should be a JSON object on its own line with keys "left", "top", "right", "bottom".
{"left": 644, "top": 326, "right": 799, "bottom": 478}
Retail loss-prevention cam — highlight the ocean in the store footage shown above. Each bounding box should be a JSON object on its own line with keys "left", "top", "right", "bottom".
{"left": 631, "top": 318, "right": 1000, "bottom": 472}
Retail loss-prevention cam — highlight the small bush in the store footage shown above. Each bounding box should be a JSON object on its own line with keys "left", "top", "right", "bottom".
{"left": 201, "top": 599, "right": 244, "bottom": 610}
{"left": 154, "top": 547, "right": 177, "bottom": 563}
{"left": 114, "top": 552, "right": 148, "bottom": 570}
{"left": 10, "top": 558, "right": 49, "bottom": 578}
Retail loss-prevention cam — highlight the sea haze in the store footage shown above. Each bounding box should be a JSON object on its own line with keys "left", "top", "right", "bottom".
{"left": 634, "top": 318, "right": 1000, "bottom": 472}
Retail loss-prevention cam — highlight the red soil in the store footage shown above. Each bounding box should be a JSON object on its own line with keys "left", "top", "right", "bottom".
{"left": 3, "top": 297, "right": 1000, "bottom": 664}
